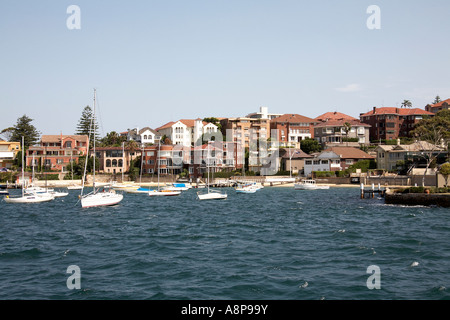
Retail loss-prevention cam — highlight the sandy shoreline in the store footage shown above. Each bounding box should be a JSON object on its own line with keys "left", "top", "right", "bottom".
{"left": 29, "top": 180, "right": 400, "bottom": 189}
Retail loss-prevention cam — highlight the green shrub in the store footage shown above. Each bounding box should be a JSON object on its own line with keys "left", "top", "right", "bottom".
{"left": 314, "top": 171, "right": 334, "bottom": 177}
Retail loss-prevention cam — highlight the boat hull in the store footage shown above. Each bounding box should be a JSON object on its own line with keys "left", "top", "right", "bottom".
{"left": 81, "top": 192, "right": 123, "bottom": 208}
{"left": 197, "top": 191, "right": 228, "bottom": 200}
{"left": 4, "top": 194, "right": 55, "bottom": 203}
{"left": 235, "top": 188, "right": 257, "bottom": 194}
{"left": 148, "top": 190, "right": 181, "bottom": 196}
{"left": 67, "top": 186, "right": 83, "bottom": 190}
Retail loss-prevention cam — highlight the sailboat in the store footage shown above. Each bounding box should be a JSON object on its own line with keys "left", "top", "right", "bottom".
{"left": 197, "top": 141, "right": 227, "bottom": 200}
{"left": 80, "top": 89, "right": 124, "bottom": 208}
{"left": 148, "top": 141, "right": 181, "bottom": 196}
{"left": 4, "top": 137, "right": 54, "bottom": 203}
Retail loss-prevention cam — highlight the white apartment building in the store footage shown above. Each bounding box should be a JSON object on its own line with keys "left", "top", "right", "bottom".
{"left": 156, "top": 119, "right": 219, "bottom": 147}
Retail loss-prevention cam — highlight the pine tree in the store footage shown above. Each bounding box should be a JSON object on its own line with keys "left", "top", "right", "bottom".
{"left": 10, "top": 115, "right": 41, "bottom": 148}
{"left": 75, "top": 105, "right": 99, "bottom": 147}
{"left": 433, "top": 95, "right": 441, "bottom": 104}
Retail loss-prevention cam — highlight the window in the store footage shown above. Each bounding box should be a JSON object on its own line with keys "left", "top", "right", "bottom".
{"left": 345, "top": 159, "right": 354, "bottom": 165}
{"left": 106, "top": 160, "right": 111, "bottom": 167}
{"left": 118, "top": 159, "right": 123, "bottom": 167}
{"left": 112, "top": 159, "right": 118, "bottom": 167}
{"left": 313, "top": 160, "right": 320, "bottom": 165}
{"left": 305, "top": 160, "right": 312, "bottom": 165}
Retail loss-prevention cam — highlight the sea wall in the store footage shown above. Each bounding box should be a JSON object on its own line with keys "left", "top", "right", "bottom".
{"left": 385, "top": 190, "right": 450, "bottom": 207}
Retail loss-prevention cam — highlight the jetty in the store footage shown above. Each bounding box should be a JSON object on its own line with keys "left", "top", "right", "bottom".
{"left": 360, "top": 183, "right": 386, "bottom": 199}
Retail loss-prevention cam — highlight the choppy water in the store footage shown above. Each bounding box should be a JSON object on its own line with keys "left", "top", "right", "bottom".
{"left": 0, "top": 187, "right": 449, "bottom": 300}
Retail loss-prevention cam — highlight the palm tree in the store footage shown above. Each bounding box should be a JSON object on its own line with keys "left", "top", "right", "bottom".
{"left": 343, "top": 122, "right": 352, "bottom": 146}
{"left": 401, "top": 100, "right": 412, "bottom": 108}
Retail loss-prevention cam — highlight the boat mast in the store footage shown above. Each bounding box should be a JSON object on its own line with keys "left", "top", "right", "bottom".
{"left": 32, "top": 153, "right": 35, "bottom": 186}
{"left": 92, "top": 89, "right": 96, "bottom": 194}
{"left": 21, "top": 136, "right": 24, "bottom": 197}
{"left": 157, "top": 140, "right": 160, "bottom": 191}
{"left": 207, "top": 141, "right": 210, "bottom": 193}
{"left": 122, "top": 141, "right": 125, "bottom": 183}
{"left": 140, "top": 145, "right": 144, "bottom": 185}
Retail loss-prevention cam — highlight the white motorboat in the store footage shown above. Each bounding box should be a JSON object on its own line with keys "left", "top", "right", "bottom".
{"left": 235, "top": 182, "right": 260, "bottom": 194}
{"left": 294, "top": 179, "right": 330, "bottom": 190}
{"left": 80, "top": 89, "right": 124, "bottom": 208}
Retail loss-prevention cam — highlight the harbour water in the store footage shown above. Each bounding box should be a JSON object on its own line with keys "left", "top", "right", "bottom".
{"left": 0, "top": 186, "right": 449, "bottom": 300}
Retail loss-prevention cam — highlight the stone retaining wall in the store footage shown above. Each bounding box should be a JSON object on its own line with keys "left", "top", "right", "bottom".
{"left": 385, "top": 191, "right": 450, "bottom": 207}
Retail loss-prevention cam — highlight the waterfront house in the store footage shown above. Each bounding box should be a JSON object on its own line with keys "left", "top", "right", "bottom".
{"left": 304, "top": 146, "right": 374, "bottom": 176}
{"left": 26, "top": 134, "right": 89, "bottom": 172}
{"left": 359, "top": 107, "right": 434, "bottom": 142}
{"left": 141, "top": 144, "right": 189, "bottom": 177}
{"left": 94, "top": 146, "right": 141, "bottom": 175}
{"left": 375, "top": 140, "right": 446, "bottom": 171}
{"left": 187, "top": 141, "right": 244, "bottom": 180}
{"left": 0, "top": 140, "right": 21, "bottom": 170}
{"left": 279, "top": 148, "right": 312, "bottom": 176}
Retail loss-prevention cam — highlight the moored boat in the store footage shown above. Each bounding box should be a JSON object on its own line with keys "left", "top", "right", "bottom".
{"left": 294, "top": 179, "right": 330, "bottom": 190}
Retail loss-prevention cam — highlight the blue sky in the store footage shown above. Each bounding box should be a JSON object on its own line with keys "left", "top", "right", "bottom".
{"left": 1, "top": 0, "right": 450, "bottom": 137}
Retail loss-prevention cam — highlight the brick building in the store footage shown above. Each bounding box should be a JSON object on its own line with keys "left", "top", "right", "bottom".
{"left": 27, "top": 134, "right": 89, "bottom": 171}
{"left": 359, "top": 107, "right": 434, "bottom": 142}
{"left": 425, "top": 98, "right": 450, "bottom": 114}
{"left": 269, "top": 114, "right": 317, "bottom": 148}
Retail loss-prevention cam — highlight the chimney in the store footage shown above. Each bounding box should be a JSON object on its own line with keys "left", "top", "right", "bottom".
{"left": 373, "top": 107, "right": 377, "bottom": 114}
{"left": 397, "top": 138, "right": 401, "bottom": 146}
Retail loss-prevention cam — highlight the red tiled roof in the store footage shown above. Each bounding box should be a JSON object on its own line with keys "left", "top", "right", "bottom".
{"left": 315, "top": 112, "right": 357, "bottom": 122}
{"left": 271, "top": 114, "right": 315, "bottom": 123}
{"left": 324, "top": 146, "right": 375, "bottom": 159}
{"left": 428, "top": 98, "right": 450, "bottom": 108}
{"left": 360, "top": 107, "right": 434, "bottom": 117}
{"left": 41, "top": 135, "right": 88, "bottom": 143}
{"left": 156, "top": 119, "right": 211, "bottom": 131}
{"left": 313, "top": 119, "right": 370, "bottom": 128}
